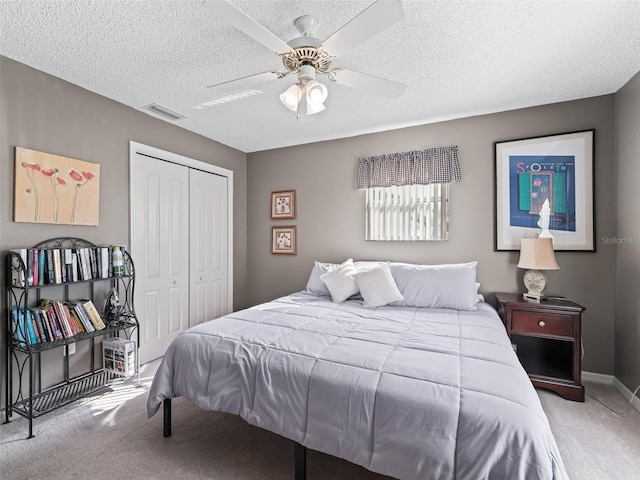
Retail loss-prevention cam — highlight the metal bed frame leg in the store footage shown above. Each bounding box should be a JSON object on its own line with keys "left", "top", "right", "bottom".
{"left": 295, "top": 443, "right": 306, "bottom": 480}
{"left": 163, "top": 398, "right": 171, "bottom": 437}
{"left": 162, "top": 399, "right": 304, "bottom": 478}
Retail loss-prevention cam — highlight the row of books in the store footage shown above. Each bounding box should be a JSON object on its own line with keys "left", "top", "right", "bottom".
{"left": 10, "top": 299, "right": 107, "bottom": 346}
{"left": 10, "top": 245, "right": 126, "bottom": 288}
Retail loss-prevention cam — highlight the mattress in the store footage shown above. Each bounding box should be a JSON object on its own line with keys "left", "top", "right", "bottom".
{"left": 147, "top": 292, "right": 567, "bottom": 479}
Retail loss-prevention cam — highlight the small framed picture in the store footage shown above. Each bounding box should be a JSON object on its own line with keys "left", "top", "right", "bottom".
{"left": 272, "top": 226, "right": 296, "bottom": 255}
{"left": 271, "top": 190, "right": 296, "bottom": 219}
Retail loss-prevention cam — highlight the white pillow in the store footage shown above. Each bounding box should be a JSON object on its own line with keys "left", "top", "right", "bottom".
{"left": 389, "top": 262, "right": 478, "bottom": 310}
{"left": 320, "top": 259, "right": 359, "bottom": 302}
{"left": 353, "top": 262, "right": 404, "bottom": 308}
{"left": 304, "top": 261, "right": 337, "bottom": 296}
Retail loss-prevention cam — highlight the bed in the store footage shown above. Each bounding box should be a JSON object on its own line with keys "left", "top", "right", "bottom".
{"left": 147, "top": 260, "right": 568, "bottom": 479}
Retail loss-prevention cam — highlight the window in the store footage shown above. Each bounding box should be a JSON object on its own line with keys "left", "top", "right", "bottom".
{"left": 365, "top": 183, "right": 449, "bottom": 241}
{"left": 357, "top": 145, "right": 460, "bottom": 241}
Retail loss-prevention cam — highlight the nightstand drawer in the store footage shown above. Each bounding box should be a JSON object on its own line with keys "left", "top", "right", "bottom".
{"left": 511, "top": 310, "right": 573, "bottom": 337}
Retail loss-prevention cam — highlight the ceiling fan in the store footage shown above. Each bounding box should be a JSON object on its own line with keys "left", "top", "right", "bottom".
{"left": 204, "top": 0, "right": 407, "bottom": 117}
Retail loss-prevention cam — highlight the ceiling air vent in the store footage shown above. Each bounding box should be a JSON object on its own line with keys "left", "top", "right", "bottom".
{"left": 142, "top": 103, "right": 186, "bottom": 121}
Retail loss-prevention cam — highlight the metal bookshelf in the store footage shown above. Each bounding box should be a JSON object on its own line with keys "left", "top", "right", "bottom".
{"left": 4, "top": 237, "right": 140, "bottom": 438}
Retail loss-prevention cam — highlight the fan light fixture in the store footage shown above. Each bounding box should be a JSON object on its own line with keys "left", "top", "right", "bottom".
{"left": 206, "top": 1, "right": 407, "bottom": 117}
{"left": 279, "top": 80, "right": 328, "bottom": 116}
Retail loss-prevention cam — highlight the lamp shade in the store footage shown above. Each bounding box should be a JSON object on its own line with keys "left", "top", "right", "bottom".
{"left": 517, "top": 238, "right": 559, "bottom": 270}
{"left": 279, "top": 84, "right": 302, "bottom": 112}
{"left": 304, "top": 80, "right": 327, "bottom": 115}
{"left": 305, "top": 80, "right": 328, "bottom": 103}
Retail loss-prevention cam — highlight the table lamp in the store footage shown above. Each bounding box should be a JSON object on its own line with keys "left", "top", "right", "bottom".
{"left": 517, "top": 237, "right": 559, "bottom": 301}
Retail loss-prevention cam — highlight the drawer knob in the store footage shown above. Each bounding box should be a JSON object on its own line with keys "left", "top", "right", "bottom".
{"left": 538, "top": 320, "right": 546, "bottom": 327}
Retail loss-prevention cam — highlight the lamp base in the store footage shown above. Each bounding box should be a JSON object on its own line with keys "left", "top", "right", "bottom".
{"left": 522, "top": 269, "right": 548, "bottom": 303}
{"left": 523, "top": 292, "right": 542, "bottom": 302}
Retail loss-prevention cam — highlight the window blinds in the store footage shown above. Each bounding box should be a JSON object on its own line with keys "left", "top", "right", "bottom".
{"left": 365, "top": 184, "right": 449, "bottom": 241}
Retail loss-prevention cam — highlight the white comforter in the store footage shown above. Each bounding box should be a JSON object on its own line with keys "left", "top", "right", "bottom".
{"left": 147, "top": 292, "right": 568, "bottom": 480}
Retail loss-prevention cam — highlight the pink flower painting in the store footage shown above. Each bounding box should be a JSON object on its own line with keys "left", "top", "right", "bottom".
{"left": 69, "top": 168, "right": 96, "bottom": 223}
{"left": 14, "top": 148, "right": 100, "bottom": 225}
{"left": 21, "top": 162, "right": 42, "bottom": 221}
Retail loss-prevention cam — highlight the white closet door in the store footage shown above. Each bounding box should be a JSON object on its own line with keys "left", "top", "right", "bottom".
{"left": 189, "top": 169, "right": 229, "bottom": 326}
{"left": 131, "top": 154, "right": 190, "bottom": 364}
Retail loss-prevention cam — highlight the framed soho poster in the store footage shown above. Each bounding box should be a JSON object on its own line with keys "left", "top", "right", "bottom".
{"left": 494, "top": 129, "right": 595, "bottom": 251}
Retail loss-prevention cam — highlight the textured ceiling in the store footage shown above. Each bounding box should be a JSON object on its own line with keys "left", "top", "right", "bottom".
{"left": 1, "top": 0, "right": 639, "bottom": 153}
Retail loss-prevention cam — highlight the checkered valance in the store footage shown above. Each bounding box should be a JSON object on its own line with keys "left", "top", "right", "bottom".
{"left": 357, "top": 146, "right": 461, "bottom": 188}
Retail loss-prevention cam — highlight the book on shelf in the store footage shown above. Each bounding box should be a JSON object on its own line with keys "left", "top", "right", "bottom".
{"left": 42, "top": 304, "right": 64, "bottom": 340}
{"left": 100, "top": 247, "right": 110, "bottom": 278}
{"left": 82, "top": 299, "right": 107, "bottom": 330}
{"left": 92, "top": 247, "right": 98, "bottom": 278}
{"left": 95, "top": 248, "right": 102, "bottom": 279}
{"left": 76, "top": 248, "right": 84, "bottom": 280}
{"left": 31, "top": 248, "right": 39, "bottom": 286}
{"left": 39, "top": 307, "right": 54, "bottom": 342}
{"left": 60, "top": 250, "right": 67, "bottom": 283}
{"left": 64, "top": 303, "right": 85, "bottom": 334}
{"left": 48, "top": 301, "right": 67, "bottom": 338}
{"left": 32, "top": 307, "right": 48, "bottom": 343}
{"left": 66, "top": 301, "right": 94, "bottom": 333}
{"left": 45, "top": 249, "right": 54, "bottom": 284}
{"left": 88, "top": 247, "right": 96, "bottom": 279}
{"left": 51, "top": 300, "right": 74, "bottom": 338}
{"left": 76, "top": 248, "right": 85, "bottom": 280}
{"left": 38, "top": 249, "right": 46, "bottom": 285}
{"left": 82, "top": 303, "right": 98, "bottom": 331}
{"left": 31, "top": 307, "right": 53, "bottom": 342}
{"left": 71, "top": 251, "right": 79, "bottom": 282}
{"left": 64, "top": 248, "right": 73, "bottom": 283}
{"left": 82, "top": 248, "right": 92, "bottom": 280}
{"left": 52, "top": 249, "right": 62, "bottom": 284}
{"left": 61, "top": 301, "right": 78, "bottom": 336}
{"left": 24, "top": 308, "right": 38, "bottom": 344}
{"left": 26, "top": 248, "right": 34, "bottom": 286}
{"left": 10, "top": 306, "right": 27, "bottom": 346}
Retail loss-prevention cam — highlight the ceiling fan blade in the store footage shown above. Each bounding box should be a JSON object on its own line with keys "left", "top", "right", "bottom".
{"left": 207, "top": 71, "right": 284, "bottom": 95}
{"left": 329, "top": 68, "right": 406, "bottom": 99}
{"left": 321, "top": 0, "right": 404, "bottom": 58}
{"left": 205, "top": 1, "right": 292, "bottom": 54}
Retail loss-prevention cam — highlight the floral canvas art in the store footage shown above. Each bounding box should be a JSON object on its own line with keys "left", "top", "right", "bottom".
{"left": 14, "top": 147, "right": 100, "bottom": 226}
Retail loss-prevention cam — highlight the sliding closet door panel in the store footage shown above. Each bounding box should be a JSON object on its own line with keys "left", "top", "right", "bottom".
{"left": 132, "top": 154, "right": 189, "bottom": 363}
{"left": 189, "top": 169, "right": 229, "bottom": 326}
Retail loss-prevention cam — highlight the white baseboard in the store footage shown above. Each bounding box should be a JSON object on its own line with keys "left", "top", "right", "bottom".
{"left": 612, "top": 377, "right": 640, "bottom": 414}
{"left": 582, "top": 371, "right": 640, "bottom": 414}
{"left": 582, "top": 371, "right": 614, "bottom": 384}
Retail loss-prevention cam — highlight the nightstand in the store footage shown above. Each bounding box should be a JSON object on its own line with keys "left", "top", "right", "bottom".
{"left": 495, "top": 292, "right": 585, "bottom": 402}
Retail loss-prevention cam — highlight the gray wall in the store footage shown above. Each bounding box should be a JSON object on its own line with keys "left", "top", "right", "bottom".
{"left": 247, "top": 95, "right": 617, "bottom": 376}
{"left": 614, "top": 71, "right": 640, "bottom": 393}
{"left": 0, "top": 56, "right": 249, "bottom": 406}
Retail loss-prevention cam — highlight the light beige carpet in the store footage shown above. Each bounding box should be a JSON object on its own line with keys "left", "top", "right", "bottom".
{"left": 1, "top": 360, "right": 638, "bottom": 479}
